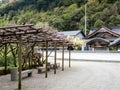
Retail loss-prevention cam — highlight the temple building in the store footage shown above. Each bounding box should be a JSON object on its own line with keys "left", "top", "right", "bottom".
{"left": 85, "top": 25, "right": 120, "bottom": 51}
{"left": 58, "top": 30, "right": 85, "bottom": 50}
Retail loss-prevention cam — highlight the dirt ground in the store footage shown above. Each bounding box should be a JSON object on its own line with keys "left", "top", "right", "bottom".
{"left": 0, "top": 61, "right": 120, "bottom": 90}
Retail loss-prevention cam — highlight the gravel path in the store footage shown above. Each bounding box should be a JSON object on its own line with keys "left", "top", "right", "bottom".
{"left": 0, "top": 61, "right": 120, "bottom": 90}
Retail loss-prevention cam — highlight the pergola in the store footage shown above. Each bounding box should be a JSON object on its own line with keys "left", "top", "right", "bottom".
{"left": 0, "top": 24, "right": 73, "bottom": 90}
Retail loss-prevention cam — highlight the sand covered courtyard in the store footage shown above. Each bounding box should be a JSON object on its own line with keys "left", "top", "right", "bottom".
{"left": 0, "top": 60, "right": 120, "bottom": 90}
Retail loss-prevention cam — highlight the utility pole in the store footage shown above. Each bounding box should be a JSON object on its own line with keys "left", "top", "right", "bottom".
{"left": 84, "top": 4, "right": 87, "bottom": 36}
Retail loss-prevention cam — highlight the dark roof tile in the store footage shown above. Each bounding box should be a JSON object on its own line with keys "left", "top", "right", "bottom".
{"left": 58, "top": 30, "right": 85, "bottom": 38}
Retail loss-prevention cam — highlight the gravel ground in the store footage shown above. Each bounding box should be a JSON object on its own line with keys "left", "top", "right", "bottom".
{"left": 1, "top": 61, "right": 120, "bottom": 90}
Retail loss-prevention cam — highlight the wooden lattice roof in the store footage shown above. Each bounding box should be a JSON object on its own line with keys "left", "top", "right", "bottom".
{"left": 0, "top": 24, "right": 72, "bottom": 46}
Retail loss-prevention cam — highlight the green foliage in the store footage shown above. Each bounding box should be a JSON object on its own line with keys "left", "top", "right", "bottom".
{"left": 94, "top": 19, "right": 104, "bottom": 27}
{"left": 0, "top": 0, "right": 120, "bottom": 33}
{"left": 0, "top": 44, "right": 18, "bottom": 68}
{"left": 0, "top": 50, "right": 15, "bottom": 67}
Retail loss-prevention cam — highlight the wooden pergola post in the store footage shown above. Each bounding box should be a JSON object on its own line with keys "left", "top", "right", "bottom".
{"left": 4, "top": 43, "right": 7, "bottom": 74}
{"left": 25, "top": 44, "right": 28, "bottom": 68}
{"left": 62, "top": 41, "right": 64, "bottom": 71}
{"left": 54, "top": 42, "right": 57, "bottom": 74}
{"left": 45, "top": 41, "right": 48, "bottom": 78}
{"left": 42, "top": 46, "right": 44, "bottom": 63}
{"left": 18, "top": 35, "right": 22, "bottom": 90}
{"left": 69, "top": 50, "right": 71, "bottom": 68}
{"left": 26, "top": 45, "right": 30, "bottom": 69}
{"left": 31, "top": 45, "right": 34, "bottom": 67}
{"left": 9, "top": 43, "right": 17, "bottom": 67}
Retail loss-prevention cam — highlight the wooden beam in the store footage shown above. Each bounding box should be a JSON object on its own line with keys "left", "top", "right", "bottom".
{"left": 25, "top": 44, "right": 28, "bottom": 68}
{"left": 0, "top": 45, "right": 5, "bottom": 57}
{"left": 69, "top": 50, "right": 71, "bottom": 68}
{"left": 0, "top": 44, "right": 4, "bottom": 48}
{"left": 31, "top": 45, "right": 34, "bottom": 67}
{"left": 54, "top": 42, "right": 57, "bottom": 74}
{"left": 9, "top": 44, "right": 17, "bottom": 67}
{"left": 18, "top": 35, "right": 22, "bottom": 90}
{"left": 0, "top": 24, "right": 34, "bottom": 29}
{"left": 27, "top": 49, "right": 31, "bottom": 68}
{"left": 4, "top": 44, "right": 7, "bottom": 74}
{"left": 62, "top": 41, "right": 64, "bottom": 71}
{"left": 45, "top": 41, "right": 48, "bottom": 78}
{"left": 42, "top": 46, "right": 44, "bottom": 63}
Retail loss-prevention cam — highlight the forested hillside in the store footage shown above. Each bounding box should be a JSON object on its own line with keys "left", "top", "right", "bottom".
{"left": 0, "top": 0, "right": 120, "bottom": 33}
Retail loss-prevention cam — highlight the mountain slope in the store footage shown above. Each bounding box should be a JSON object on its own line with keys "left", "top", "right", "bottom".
{"left": 0, "top": 0, "right": 120, "bottom": 33}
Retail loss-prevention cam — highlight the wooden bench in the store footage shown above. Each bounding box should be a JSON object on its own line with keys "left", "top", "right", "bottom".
{"left": 11, "top": 69, "right": 32, "bottom": 81}
{"left": 56, "top": 63, "right": 60, "bottom": 68}
{"left": 37, "top": 63, "right": 51, "bottom": 74}
{"left": 37, "top": 67, "right": 46, "bottom": 73}
{"left": 50, "top": 63, "right": 60, "bottom": 69}
{"left": 21, "top": 70, "right": 32, "bottom": 78}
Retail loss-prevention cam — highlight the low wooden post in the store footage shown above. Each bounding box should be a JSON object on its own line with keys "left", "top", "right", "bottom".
{"left": 4, "top": 43, "right": 7, "bottom": 74}
{"left": 69, "top": 50, "right": 71, "bottom": 68}
{"left": 62, "top": 41, "right": 64, "bottom": 71}
{"left": 18, "top": 35, "right": 22, "bottom": 90}
{"left": 54, "top": 42, "right": 57, "bottom": 74}
{"left": 45, "top": 41, "right": 48, "bottom": 78}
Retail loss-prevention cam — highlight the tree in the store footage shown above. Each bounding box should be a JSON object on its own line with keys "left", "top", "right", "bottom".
{"left": 94, "top": 19, "right": 104, "bottom": 27}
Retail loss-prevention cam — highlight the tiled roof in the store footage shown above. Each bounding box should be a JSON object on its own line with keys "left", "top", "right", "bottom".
{"left": 89, "top": 25, "right": 120, "bottom": 34}
{"left": 88, "top": 29, "right": 96, "bottom": 35}
{"left": 111, "top": 28, "right": 120, "bottom": 35}
{"left": 109, "top": 37, "right": 120, "bottom": 46}
{"left": 58, "top": 30, "right": 85, "bottom": 38}
{"left": 58, "top": 30, "right": 80, "bottom": 36}
{"left": 86, "top": 38, "right": 110, "bottom": 44}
